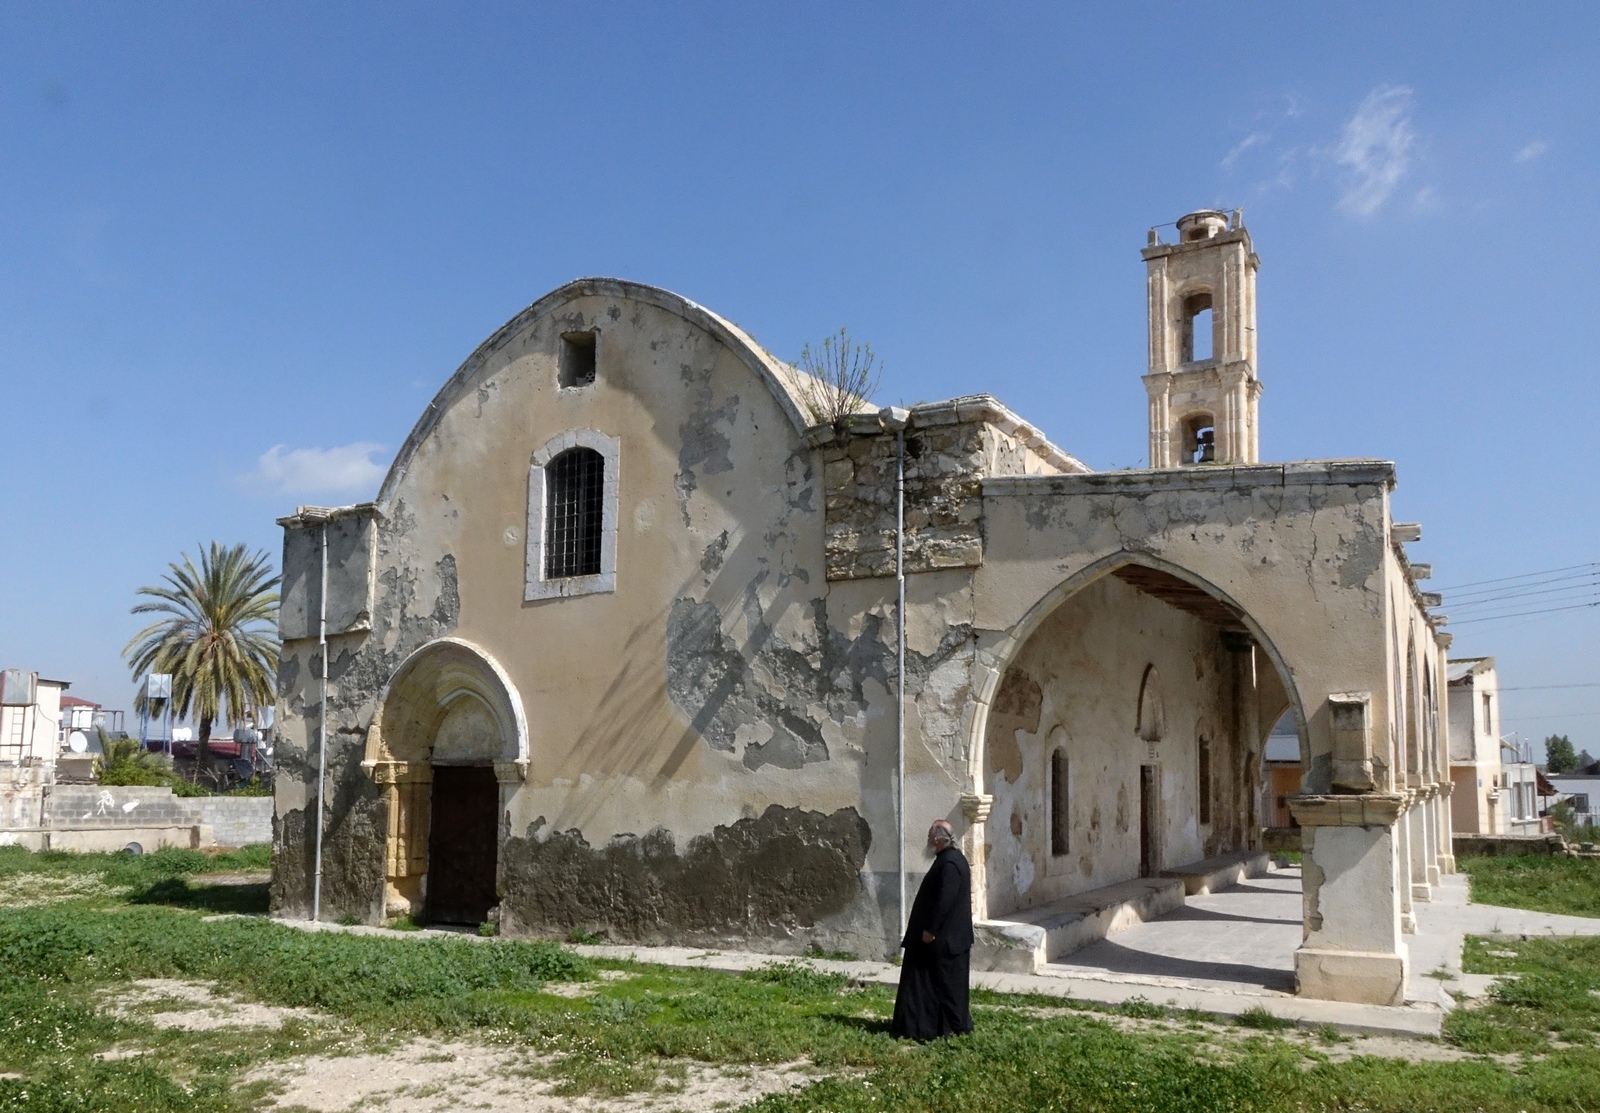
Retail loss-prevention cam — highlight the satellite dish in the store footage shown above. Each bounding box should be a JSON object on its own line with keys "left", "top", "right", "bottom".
{"left": 67, "top": 731, "right": 89, "bottom": 754}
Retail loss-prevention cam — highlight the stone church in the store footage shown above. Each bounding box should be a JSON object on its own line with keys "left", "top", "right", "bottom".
{"left": 271, "top": 210, "right": 1454, "bottom": 1006}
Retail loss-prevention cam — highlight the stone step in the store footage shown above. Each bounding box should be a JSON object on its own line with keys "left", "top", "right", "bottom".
{"left": 975, "top": 875, "right": 1188, "bottom": 974}
{"left": 1160, "top": 850, "right": 1271, "bottom": 895}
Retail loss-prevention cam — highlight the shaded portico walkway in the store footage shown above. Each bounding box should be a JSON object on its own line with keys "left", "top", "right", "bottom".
{"left": 1045, "top": 868, "right": 1303, "bottom": 996}
{"left": 1040, "top": 865, "right": 1600, "bottom": 1006}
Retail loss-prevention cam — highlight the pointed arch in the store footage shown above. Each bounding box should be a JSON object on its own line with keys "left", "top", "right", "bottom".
{"left": 966, "top": 550, "right": 1309, "bottom": 799}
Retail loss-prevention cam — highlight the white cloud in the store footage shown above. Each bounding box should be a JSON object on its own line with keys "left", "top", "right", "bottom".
{"left": 1514, "top": 139, "right": 1548, "bottom": 163}
{"left": 1221, "top": 132, "right": 1268, "bottom": 168}
{"left": 241, "top": 442, "right": 388, "bottom": 497}
{"left": 1335, "top": 86, "right": 1415, "bottom": 217}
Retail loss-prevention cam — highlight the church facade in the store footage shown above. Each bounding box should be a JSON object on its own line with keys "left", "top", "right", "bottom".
{"left": 271, "top": 210, "right": 1453, "bottom": 1006}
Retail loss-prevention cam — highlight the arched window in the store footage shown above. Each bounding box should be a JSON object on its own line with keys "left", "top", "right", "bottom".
{"left": 1181, "top": 291, "right": 1214, "bottom": 363}
{"left": 1050, "top": 747, "right": 1070, "bottom": 857}
{"left": 544, "top": 448, "right": 605, "bottom": 579}
{"left": 1137, "top": 665, "right": 1165, "bottom": 743}
{"left": 1182, "top": 414, "right": 1216, "bottom": 465}
{"left": 525, "top": 431, "right": 619, "bottom": 600}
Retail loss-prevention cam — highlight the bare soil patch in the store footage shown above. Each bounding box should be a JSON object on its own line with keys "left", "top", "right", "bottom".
{"left": 102, "top": 977, "right": 326, "bottom": 1031}
{"left": 249, "top": 1038, "right": 817, "bottom": 1112}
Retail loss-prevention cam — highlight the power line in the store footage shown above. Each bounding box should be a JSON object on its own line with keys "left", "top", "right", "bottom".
{"left": 1448, "top": 600, "right": 1600, "bottom": 626}
{"left": 1501, "top": 710, "right": 1600, "bottom": 722}
{"left": 1500, "top": 683, "right": 1600, "bottom": 691}
{"left": 1449, "top": 578, "right": 1600, "bottom": 609}
{"left": 1435, "top": 561, "right": 1599, "bottom": 594}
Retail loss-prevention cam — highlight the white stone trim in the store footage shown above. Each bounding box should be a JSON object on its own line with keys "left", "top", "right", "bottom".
{"left": 525, "top": 429, "right": 620, "bottom": 601}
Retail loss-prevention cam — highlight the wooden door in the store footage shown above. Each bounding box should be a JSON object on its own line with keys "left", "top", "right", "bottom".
{"left": 426, "top": 764, "right": 500, "bottom": 925}
{"left": 1139, "top": 764, "right": 1159, "bottom": 878}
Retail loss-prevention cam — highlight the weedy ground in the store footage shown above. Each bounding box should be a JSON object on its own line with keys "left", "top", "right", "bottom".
{"left": 0, "top": 847, "right": 1596, "bottom": 1112}
{"left": 1457, "top": 853, "right": 1600, "bottom": 918}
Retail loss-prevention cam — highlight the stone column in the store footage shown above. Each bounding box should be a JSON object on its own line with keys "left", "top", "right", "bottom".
{"left": 367, "top": 760, "right": 433, "bottom": 918}
{"left": 1408, "top": 796, "right": 1432, "bottom": 902}
{"left": 1395, "top": 802, "right": 1417, "bottom": 933}
{"left": 1436, "top": 781, "right": 1456, "bottom": 873}
{"left": 960, "top": 792, "right": 994, "bottom": 920}
{"left": 1422, "top": 786, "right": 1442, "bottom": 887}
{"left": 1143, "top": 376, "right": 1172, "bottom": 468}
{"left": 1290, "top": 793, "right": 1409, "bottom": 1005}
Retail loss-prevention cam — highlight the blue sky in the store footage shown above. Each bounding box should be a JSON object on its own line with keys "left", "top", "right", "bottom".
{"left": 2, "top": 2, "right": 1596, "bottom": 753}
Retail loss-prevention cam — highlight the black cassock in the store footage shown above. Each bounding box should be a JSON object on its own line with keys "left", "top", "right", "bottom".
{"left": 891, "top": 844, "right": 974, "bottom": 1041}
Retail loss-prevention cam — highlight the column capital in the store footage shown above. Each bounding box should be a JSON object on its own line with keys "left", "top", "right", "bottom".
{"left": 959, "top": 792, "right": 994, "bottom": 824}
{"left": 1288, "top": 792, "right": 1407, "bottom": 828}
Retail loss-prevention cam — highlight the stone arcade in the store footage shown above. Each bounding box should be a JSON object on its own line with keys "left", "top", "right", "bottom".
{"left": 271, "top": 210, "right": 1454, "bottom": 1006}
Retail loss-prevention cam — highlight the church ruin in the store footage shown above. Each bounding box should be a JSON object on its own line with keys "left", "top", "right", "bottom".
{"left": 271, "top": 210, "right": 1454, "bottom": 1006}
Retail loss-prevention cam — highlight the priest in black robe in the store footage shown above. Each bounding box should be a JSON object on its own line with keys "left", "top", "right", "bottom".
{"left": 891, "top": 818, "right": 974, "bottom": 1041}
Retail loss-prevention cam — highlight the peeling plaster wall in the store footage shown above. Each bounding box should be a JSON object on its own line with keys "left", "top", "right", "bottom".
{"left": 272, "top": 284, "right": 988, "bottom": 953}
{"left": 974, "top": 464, "right": 1396, "bottom": 795}
{"left": 271, "top": 511, "right": 461, "bottom": 920}
{"left": 983, "top": 575, "right": 1239, "bottom": 916}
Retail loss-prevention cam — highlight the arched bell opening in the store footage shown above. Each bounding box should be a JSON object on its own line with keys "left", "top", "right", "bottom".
{"left": 969, "top": 555, "right": 1303, "bottom": 922}
{"left": 364, "top": 638, "right": 527, "bottom": 924}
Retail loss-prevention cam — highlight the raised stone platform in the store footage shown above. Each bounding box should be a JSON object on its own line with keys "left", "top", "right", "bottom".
{"left": 1161, "top": 850, "right": 1271, "bottom": 895}
{"left": 973, "top": 851, "right": 1271, "bottom": 974}
{"left": 974, "top": 876, "right": 1187, "bottom": 973}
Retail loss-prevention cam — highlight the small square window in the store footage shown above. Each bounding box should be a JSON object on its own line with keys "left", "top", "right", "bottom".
{"left": 559, "top": 331, "right": 597, "bottom": 388}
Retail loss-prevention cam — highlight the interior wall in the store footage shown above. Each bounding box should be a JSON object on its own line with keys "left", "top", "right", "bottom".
{"left": 984, "top": 574, "right": 1239, "bottom": 917}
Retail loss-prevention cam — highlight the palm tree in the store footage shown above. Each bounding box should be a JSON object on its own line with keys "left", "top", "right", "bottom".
{"left": 124, "top": 542, "right": 280, "bottom": 775}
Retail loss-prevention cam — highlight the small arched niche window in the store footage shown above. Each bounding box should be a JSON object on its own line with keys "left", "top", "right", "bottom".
{"left": 1137, "top": 665, "right": 1165, "bottom": 743}
{"left": 526, "top": 431, "right": 619, "bottom": 600}
{"left": 1050, "top": 746, "right": 1070, "bottom": 857}
{"left": 1181, "top": 291, "right": 1214, "bottom": 363}
{"left": 1182, "top": 414, "right": 1216, "bottom": 465}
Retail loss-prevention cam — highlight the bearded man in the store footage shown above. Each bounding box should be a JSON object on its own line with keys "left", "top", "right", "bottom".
{"left": 890, "top": 818, "right": 974, "bottom": 1040}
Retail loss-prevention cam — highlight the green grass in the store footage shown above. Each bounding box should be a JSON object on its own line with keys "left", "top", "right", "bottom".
{"left": 1458, "top": 854, "right": 1600, "bottom": 917}
{"left": 1447, "top": 934, "right": 1600, "bottom": 1056}
{"left": 0, "top": 847, "right": 1596, "bottom": 1111}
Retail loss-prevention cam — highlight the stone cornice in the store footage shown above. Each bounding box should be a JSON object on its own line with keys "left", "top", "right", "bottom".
{"left": 1288, "top": 793, "right": 1408, "bottom": 828}
{"left": 983, "top": 460, "right": 1396, "bottom": 499}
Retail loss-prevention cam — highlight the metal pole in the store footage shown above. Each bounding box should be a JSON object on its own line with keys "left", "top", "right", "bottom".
{"left": 895, "top": 424, "right": 907, "bottom": 940}
{"left": 313, "top": 521, "right": 329, "bottom": 922}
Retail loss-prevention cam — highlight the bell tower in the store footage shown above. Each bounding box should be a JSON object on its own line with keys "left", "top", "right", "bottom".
{"left": 1141, "top": 209, "right": 1262, "bottom": 468}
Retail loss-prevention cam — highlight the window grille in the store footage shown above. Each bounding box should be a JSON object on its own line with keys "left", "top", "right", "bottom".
{"left": 544, "top": 448, "right": 604, "bottom": 579}
{"left": 1050, "top": 748, "right": 1070, "bottom": 856}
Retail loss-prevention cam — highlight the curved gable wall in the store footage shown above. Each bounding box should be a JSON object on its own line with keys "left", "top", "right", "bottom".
{"left": 376, "top": 278, "right": 812, "bottom": 513}
{"left": 370, "top": 278, "right": 830, "bottom": 817}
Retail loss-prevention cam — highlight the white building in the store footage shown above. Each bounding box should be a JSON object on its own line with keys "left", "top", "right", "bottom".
{"left": 0, "top": 670, "right": 68, "bottom": 765}
{"left": 1549, "top": 763, "right": 1600, "bottom": 833}
{"left": 1448, "top": 658, "right": 1504, "bottom": 833}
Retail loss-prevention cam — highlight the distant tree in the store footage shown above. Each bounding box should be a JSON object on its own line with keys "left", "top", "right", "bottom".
{"left": 1546, "top": 734, "right": 1578, "bottom": 774}
{"left": 795, "top": 327, "right": 882, "bottom": 425}
{"left": 123, "top": 542, "right": 280, "bottom": 776}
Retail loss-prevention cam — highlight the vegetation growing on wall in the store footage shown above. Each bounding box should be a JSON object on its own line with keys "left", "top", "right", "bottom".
{"left": 795, "top": 327, "right": 881, "bottom": 425}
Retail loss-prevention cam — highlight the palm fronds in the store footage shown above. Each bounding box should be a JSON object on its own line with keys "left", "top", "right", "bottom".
{"left": 122, "top": 542, "right": 280, "bottom": 755}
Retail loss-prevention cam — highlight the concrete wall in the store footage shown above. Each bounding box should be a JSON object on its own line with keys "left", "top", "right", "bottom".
{"left": 44, "top": 786, "right": 271, "bottom": 846}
